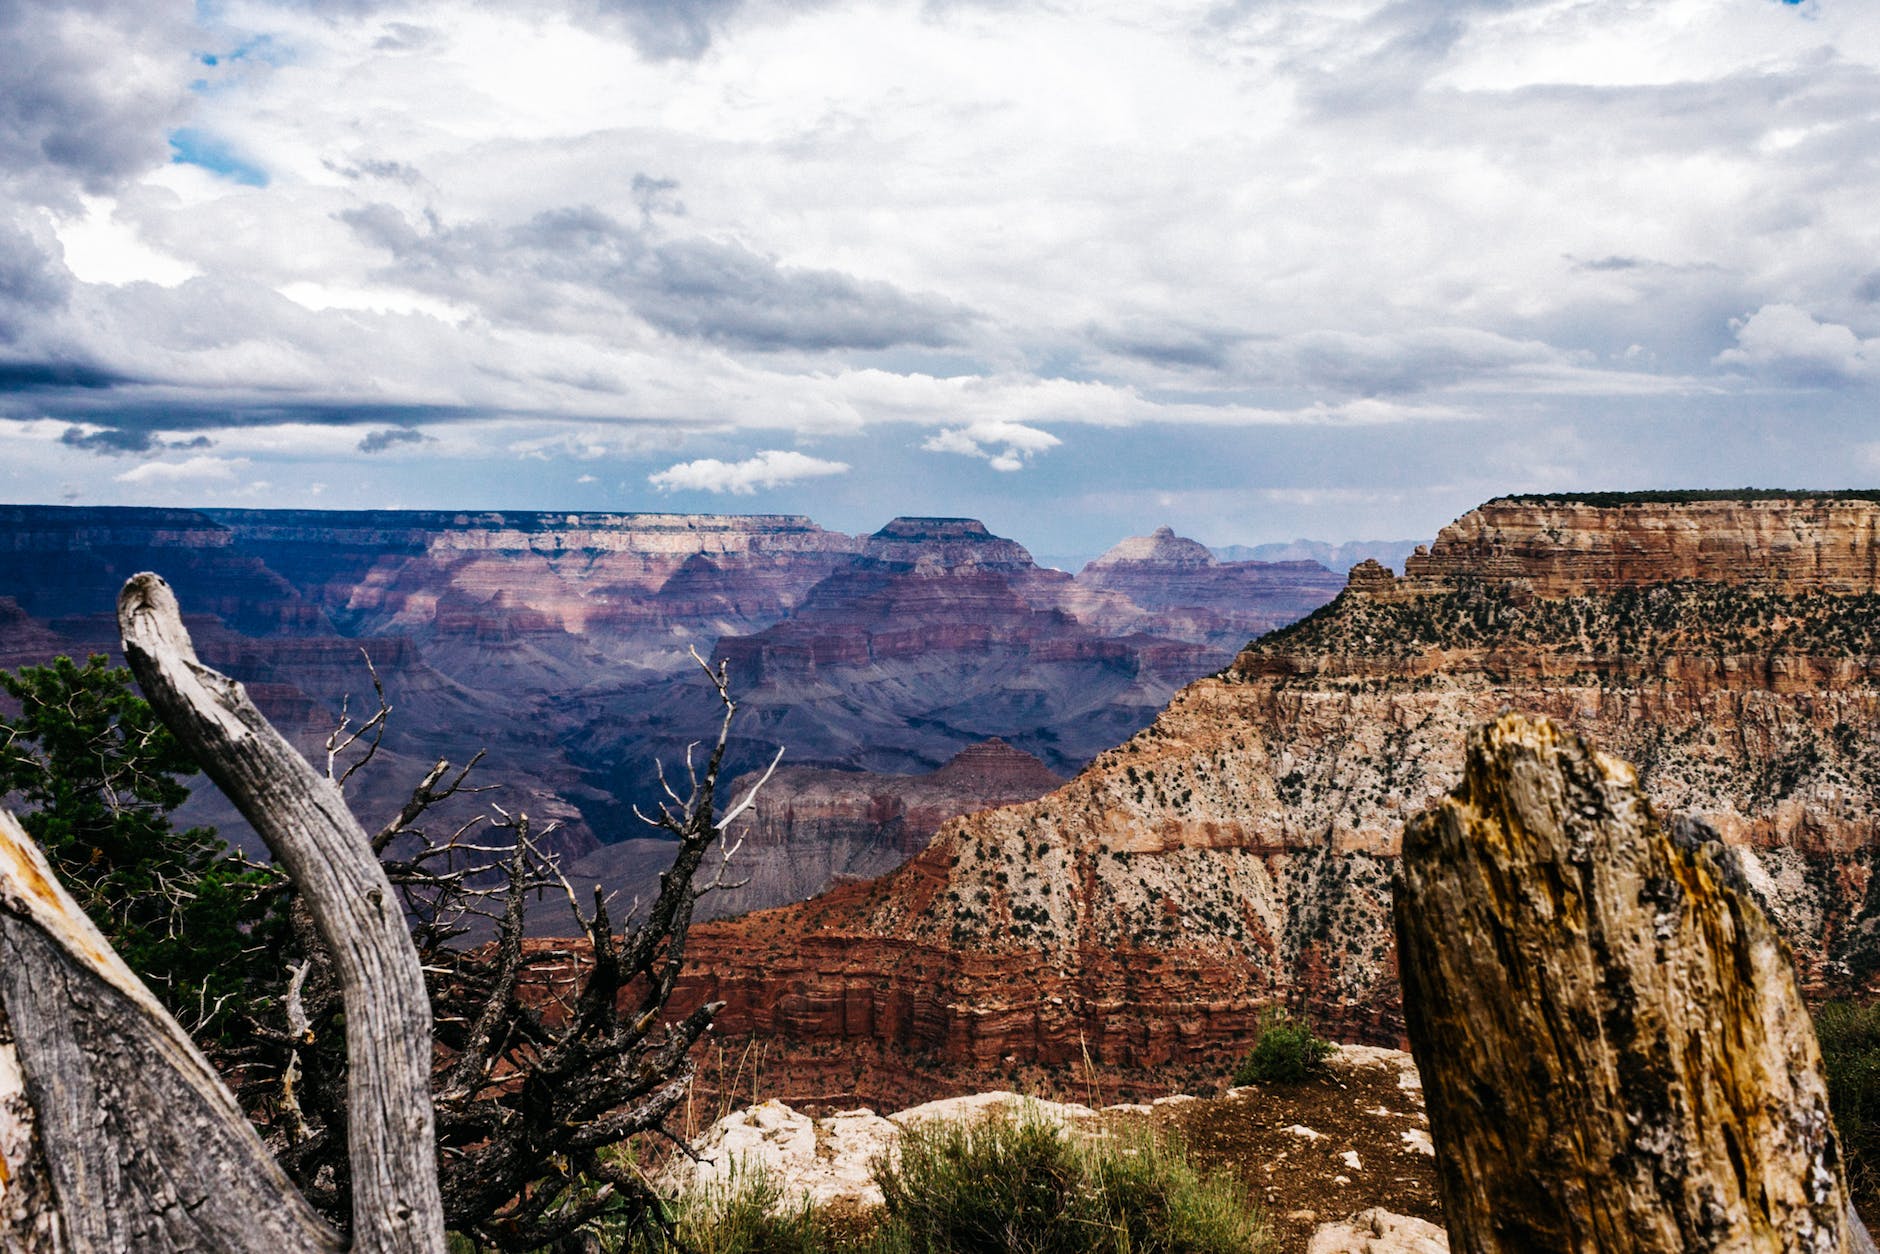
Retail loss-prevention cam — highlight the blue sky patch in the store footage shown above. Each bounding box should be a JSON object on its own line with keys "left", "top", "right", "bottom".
{"left": 168, "top": 128, "right": 268, "bottom": 186}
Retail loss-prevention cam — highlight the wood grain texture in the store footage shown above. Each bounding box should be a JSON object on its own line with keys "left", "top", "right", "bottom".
{"left": 0, "top": 808, "right": 338, "bottom": 1252}
{"left": 1396, "top": 712, "right": 1868, "bottom": 1254}
{"left": 118, "top": 572, "right": 444, "bottom": 1254}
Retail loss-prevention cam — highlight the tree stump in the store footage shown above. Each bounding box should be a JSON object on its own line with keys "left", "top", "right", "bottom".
{"left": 1395, "top": 712, "right": 1872, "bottom": 1253}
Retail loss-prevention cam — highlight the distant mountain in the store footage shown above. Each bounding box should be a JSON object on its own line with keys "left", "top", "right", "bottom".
{"left": 0, "top": 507, "right": 1341, "bottom": 916}
{"left": 1209, "top": 538, "right": 1425, "bottom": 574}
{"left": 680, "top": 494, "right": 1880, "bottom": 1108}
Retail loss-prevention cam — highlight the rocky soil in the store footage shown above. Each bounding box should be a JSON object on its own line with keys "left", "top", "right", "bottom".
{"left": 674, "top": 1045, "right": 1444, "bottom": 1253}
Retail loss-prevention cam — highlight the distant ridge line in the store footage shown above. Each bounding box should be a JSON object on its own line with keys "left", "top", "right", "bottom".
{"left": 1492, "top": 489, "right": 1880, "bottom": 506}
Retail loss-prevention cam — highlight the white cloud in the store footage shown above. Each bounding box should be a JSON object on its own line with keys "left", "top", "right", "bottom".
{"left": 114, "top": 455, "right": 250, "bottom": 484}
{"left": 922, "top": 420, "right": 1060, "bottom": 471}
{"left": 2, "top": 0, "right": 1878, "bottom": 528}
{"left": 1714, "top": 304, "right": 1878, "bottom": 381}
{"left": 648, "top": 449, "right": 850, "bottom": 494}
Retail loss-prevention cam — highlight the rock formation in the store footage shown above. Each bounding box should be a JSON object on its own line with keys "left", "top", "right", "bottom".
{"left": 1398, "top": 713, "right": 1861, "bottom": 1253}
{"left": 1308, "top": 1210, "right": 1448, "bottom": 1254}
{"left": 679, "top": 493, "right": 1880, "bottom": 1106}
{"left": 0, "top": 506, "right": 1341, "bottom": 907}
{"left": 709, "top": 519, "right": 1340, "bottom": 776}
{"left": 560, "top": 740, "right": 1062, "bottom": 925}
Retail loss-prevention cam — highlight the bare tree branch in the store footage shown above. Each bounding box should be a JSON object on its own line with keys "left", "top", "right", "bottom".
{"left": 118, "top": 572, "right": 445, "bottom": 1254}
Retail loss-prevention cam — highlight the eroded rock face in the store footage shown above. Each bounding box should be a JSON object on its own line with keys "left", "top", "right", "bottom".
{"left": 564, "top": 740, "right": 1063, "bottom": 924}
{"left": 1401, "top": 494, "right": 1880, "bottom": 595}
{"left": 710, "top": 522, "right": 1342, "bottom": 776}
{"left": 681, "top": 495, "right": 1880, "bottom": 1105}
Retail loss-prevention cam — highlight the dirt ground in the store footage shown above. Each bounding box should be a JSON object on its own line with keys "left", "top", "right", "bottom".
{"left": 1140, "top": 1046, "right": 1443, "bottom": 1252}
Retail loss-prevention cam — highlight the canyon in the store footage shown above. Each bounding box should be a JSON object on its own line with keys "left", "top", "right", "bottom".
{"left": 0, "top": 504, "right": 1344, "bottom": 908}
{"left": 677, "top": 493, "right": 1880, "bottom": 1109}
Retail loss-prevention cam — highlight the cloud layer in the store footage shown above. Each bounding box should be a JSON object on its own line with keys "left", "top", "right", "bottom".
{"left": 0, "top": 0, "right": 1877, "bottom": 549}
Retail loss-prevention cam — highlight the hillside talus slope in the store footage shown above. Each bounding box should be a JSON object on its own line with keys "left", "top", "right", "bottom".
{"left": 679, "top": 494, "right": 1880, "bottom": 1109}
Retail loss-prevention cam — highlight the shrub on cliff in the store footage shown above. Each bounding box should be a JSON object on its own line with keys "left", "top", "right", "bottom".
{"left": 1233, "top": 1007, "right": 1333, "bottom": 1085}
{"left": 874, "top": 1110, "right": 1269, "bottom": 1254}
{"left": 618, "top": 1161, "right": 829, "bottom": 1254}
{"left": 0, "top": 653, "right": 282, "bottom": 1035}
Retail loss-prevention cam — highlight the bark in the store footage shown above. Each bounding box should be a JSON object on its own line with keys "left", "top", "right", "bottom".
{"left": 1395, "top": 712, "right": 1872, "bottom": 1254}
{"left": 0, "top": 808, "right": 338, "bottom": 1252}
{"left": 118, "top": 573, "right": 444, "bottom": 1254}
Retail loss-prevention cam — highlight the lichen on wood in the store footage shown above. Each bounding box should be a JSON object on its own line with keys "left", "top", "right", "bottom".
{"left": 1395, "top": 712, "right": 1872, "bottom": 1253}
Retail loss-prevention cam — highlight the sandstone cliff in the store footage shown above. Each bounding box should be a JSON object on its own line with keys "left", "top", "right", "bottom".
{"left": 680, "top": 493, "right": 1880, "bottom": 1108}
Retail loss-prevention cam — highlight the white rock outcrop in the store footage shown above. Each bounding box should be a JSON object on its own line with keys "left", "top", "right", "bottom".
{"left": 680, "top": 1091, "right": 1100, "bottom": 1209}
{"left": 1307, "top": 1208, "right": 1449, "bottom": 1254}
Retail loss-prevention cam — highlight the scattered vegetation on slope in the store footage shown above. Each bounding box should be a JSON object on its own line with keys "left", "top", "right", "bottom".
{"left": 1250, "top": 581, "right": 1880, "bottom": 661}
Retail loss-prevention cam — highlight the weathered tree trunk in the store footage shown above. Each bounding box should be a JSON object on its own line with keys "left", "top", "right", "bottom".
{"left": 1395, "top": 712, "right": 1872, "bottom": 1253}
{"left": 117, "top": 572, "right": 445, "bottom": 1254}
{"left": 0, "top": 807, "right": 340, "bottom": 1251}
{"left": 1, "top": 998, "right": 68, "bottom": 1254}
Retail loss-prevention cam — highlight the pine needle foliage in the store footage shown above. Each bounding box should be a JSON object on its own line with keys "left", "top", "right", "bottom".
{"left": 0, "top": 653, "right": 283, "bottom": 1034}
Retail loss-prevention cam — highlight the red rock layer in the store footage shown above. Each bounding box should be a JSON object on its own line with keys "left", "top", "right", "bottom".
{"left": 1401, "top": 495, "right": 1880, "bottom": 595}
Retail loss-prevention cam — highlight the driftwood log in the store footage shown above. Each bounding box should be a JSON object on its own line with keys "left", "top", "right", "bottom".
{"left": 0, "top": 806, "right": 340, "bottom": 1251}
{"left": 1396, "top": 712, "right": 1873, "bottom": 1253}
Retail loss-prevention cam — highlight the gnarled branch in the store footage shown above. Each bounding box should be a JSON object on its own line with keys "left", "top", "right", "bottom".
{"left": 118, "top": 572, "right": 444, "bottom": 1254}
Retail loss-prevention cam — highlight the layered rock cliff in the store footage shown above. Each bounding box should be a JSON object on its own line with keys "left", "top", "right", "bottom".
{"left": 1079, "top": 526, "right": 1346, "bottom": 654}
{"left": 0, "top": 507, "right": 1342, "bottom": 907}
{"left": 680, "top": 493, "right": 1880, "bottom": 1108}
{"left": 707, "top": 519, "right": 1339, "bottom": 775}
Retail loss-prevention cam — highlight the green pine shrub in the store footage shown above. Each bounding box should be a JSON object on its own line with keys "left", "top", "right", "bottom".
{"left": 1232, "top": 1008, "right": 1334, "bottom": 1085}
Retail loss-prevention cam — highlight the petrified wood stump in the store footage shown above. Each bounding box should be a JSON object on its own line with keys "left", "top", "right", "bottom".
{"left": 1395, "top": 712, "right": 1871, "bottom": 1254}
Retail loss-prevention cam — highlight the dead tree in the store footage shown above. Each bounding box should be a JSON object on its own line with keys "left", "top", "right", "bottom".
{"left": 251, "top": 648, "right": 778, "bottom": 1247}
{"left": 0, "top": 800, "right": 344, "bottom": 1252}
{"left": 1395, "top": 712, "right": 1874, "bottom": 1253}
{"left": 0, "top": 574, "right": 774, "bottom": 1249}
{"left": 0, "top": 574, "right": 445, "bottom": 1249}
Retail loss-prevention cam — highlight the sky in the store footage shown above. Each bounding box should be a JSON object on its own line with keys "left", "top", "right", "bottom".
{"left": 1, "top": 0, "right": 1878, "bottom": 561}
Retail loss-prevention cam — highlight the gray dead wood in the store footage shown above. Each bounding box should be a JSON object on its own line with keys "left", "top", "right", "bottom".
{"left": 0, "top": 807, "right": 340, "bottom": 1252}
{"left": 1395, "top": 712, "right": 1874, "bottom": 1254}
{"left": 118, "top": 572, "right": 444, "bottom": 1254}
